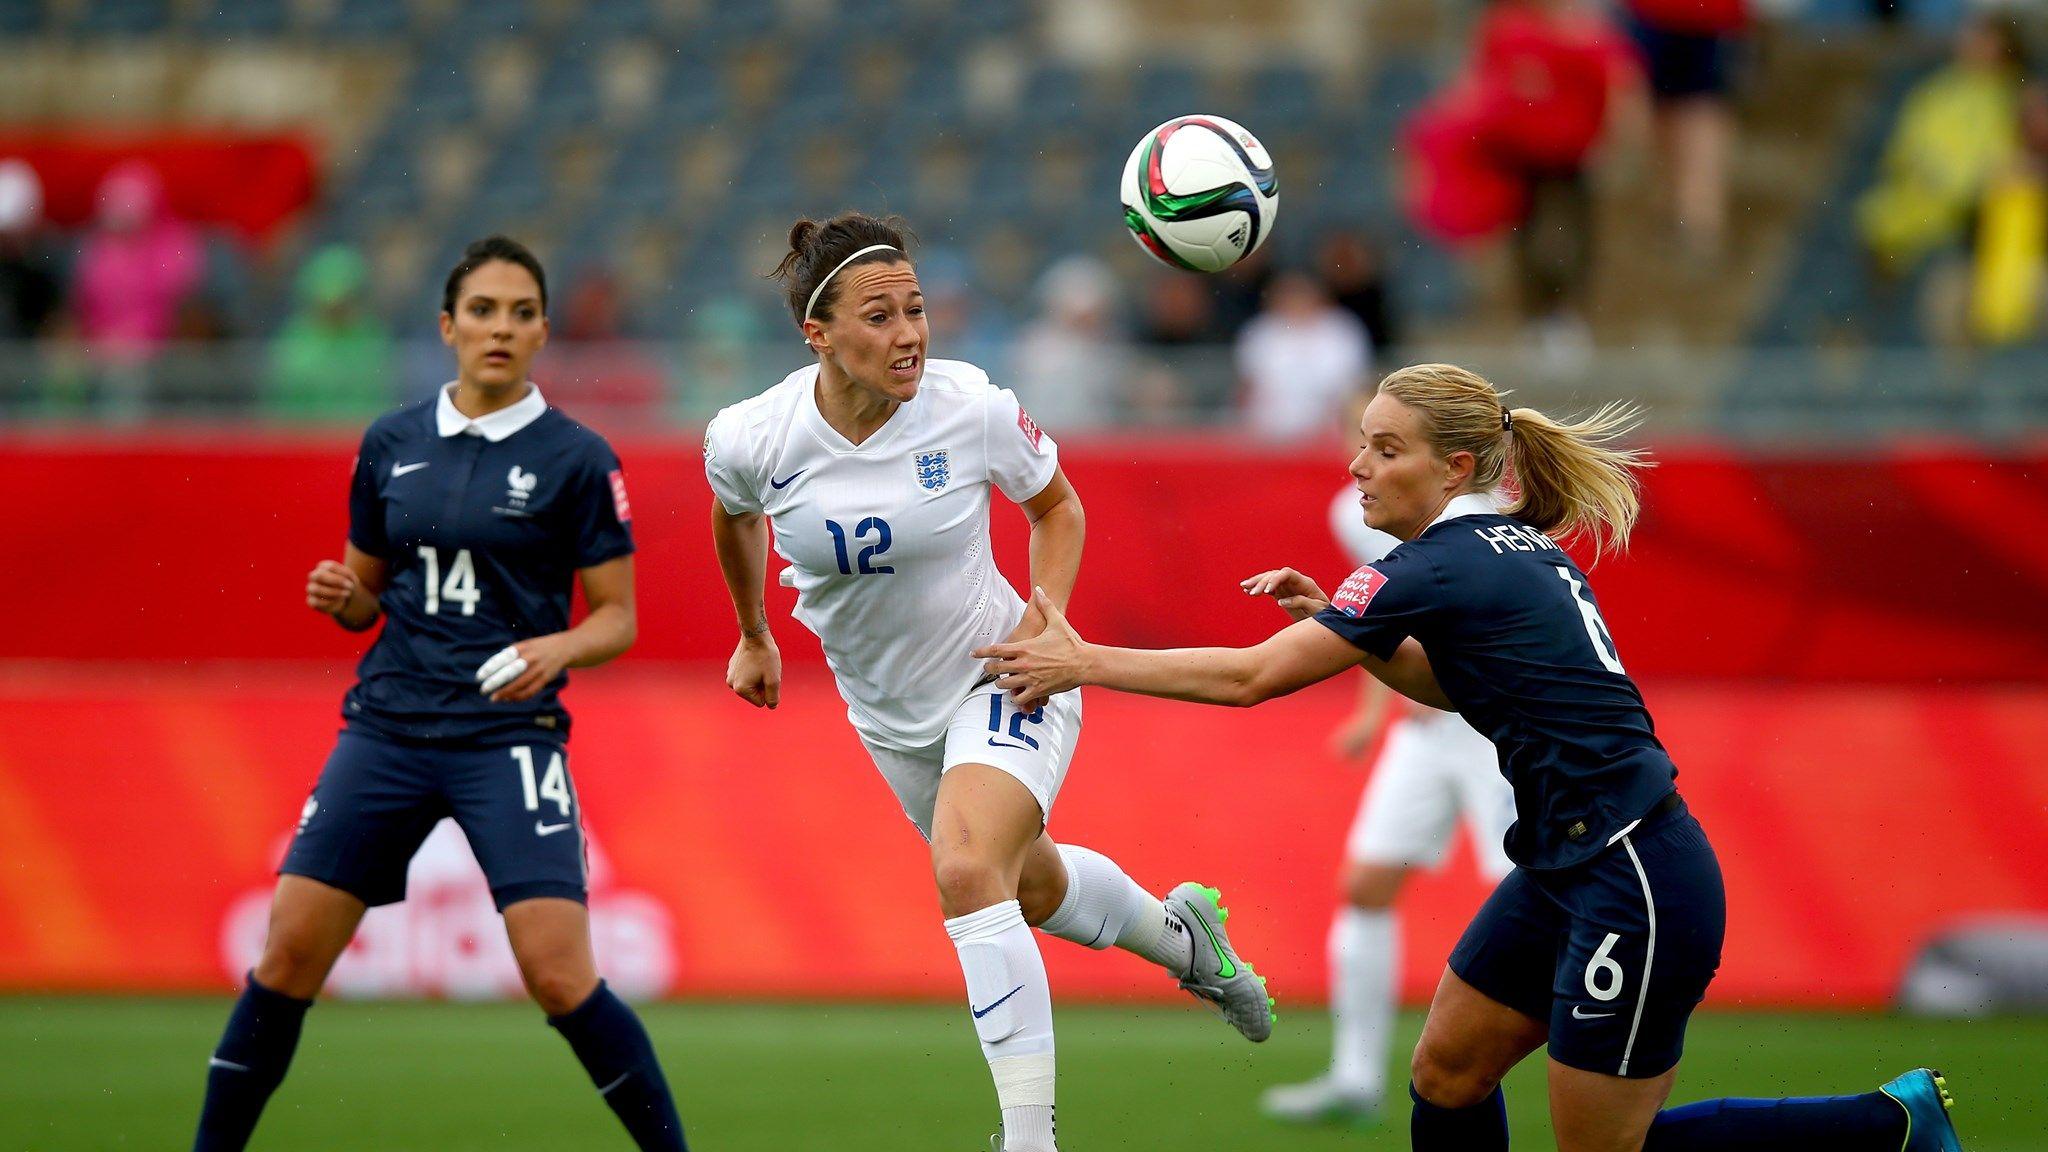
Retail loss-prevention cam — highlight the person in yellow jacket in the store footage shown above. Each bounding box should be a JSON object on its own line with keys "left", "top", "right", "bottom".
{"left": 1857, "top": 16, "right": 2028, "bottom": 275}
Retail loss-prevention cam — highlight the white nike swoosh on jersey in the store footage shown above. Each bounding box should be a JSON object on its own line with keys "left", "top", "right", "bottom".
{"left": 208, "top": 1057, "right": 251, "bottom": 1072}
{"left": 1571, "top": 1006, "right": 1616, "bottom": 1020}
{"left": 535, "top": 821, "right": 573, "bottom": 837}
{"left": 392, "top": 461, "right": 431, "bottom": 477}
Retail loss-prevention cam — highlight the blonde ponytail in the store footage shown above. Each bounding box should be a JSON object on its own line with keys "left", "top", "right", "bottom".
{"left": 1376, "top": 364, "right": 1652, "bottom": 558}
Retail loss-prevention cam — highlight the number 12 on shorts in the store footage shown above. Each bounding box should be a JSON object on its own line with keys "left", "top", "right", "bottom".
{"left": 511, "top": 746, "right": 571, "bottom": 817}
{"left": 987, "top": 693, "right": 1045, "bottom": 751}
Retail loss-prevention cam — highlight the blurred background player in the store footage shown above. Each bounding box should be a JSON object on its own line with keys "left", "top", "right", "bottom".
{"left": 705, "top": 212, "right": 1271, "bottom": 1152}
{"left": 978, "top": 363, "right": 1964, "bottom": 1152}
{"left": 192, "top": 237, "right": 686, "bottom": 1152}
{"left": 1259, "top": 392, "right": 1515, "bottom": 1128}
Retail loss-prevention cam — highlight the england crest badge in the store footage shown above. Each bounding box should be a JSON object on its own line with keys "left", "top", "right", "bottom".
{"left": 914, "top": 449, "right": 951, "bottom": 491}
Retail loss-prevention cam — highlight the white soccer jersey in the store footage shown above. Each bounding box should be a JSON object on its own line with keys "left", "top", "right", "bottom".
{"left": 705, "top": 359, "right": 1059, "bottom": 750}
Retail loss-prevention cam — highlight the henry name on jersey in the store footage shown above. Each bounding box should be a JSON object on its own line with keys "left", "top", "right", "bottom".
{"left": 704, "top": 359, "right": 1057, "bottom": 749}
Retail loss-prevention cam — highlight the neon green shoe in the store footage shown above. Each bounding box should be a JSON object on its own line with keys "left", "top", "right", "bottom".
{"left": 1167, "top": 882, "right": 1274, "bottom": 1042}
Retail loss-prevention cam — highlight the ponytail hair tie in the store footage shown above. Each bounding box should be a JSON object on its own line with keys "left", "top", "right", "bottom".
{"left": 1501, "top": 409, "right": 1514, "bottom": 432}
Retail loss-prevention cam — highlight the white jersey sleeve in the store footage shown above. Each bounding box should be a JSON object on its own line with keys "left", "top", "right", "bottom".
{"left": 985, "top": 385, "right": 1059, "bottom": 503}
{"left": 703, "top": 408, "right": 763, "bottom": 515}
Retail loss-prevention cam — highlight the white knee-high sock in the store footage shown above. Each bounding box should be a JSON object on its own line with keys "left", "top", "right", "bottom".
{"left": 1330, "top": 905, "right": 1397, "bottom": 1097}
{"left": 1035, "top": 843, "right": 1193, "bottom": 974}
{"left": 946, "top": 900, "right": 1057, "bottom": 1152}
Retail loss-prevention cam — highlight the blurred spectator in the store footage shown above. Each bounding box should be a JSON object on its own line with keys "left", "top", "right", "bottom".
{"left": 0, "top": 160, "right": 60, "bottom": 341}
{"left": 1624, "top": 0, "right": 1749, "bottom": 266}
{"left": 919, "top": 246, "right": 1011, "bottom": 371}
{"left": 1857, "top": 15, "right": 2029, "bottom": 279}
{"left": 1406, "top": 0, "right": 1639, "bottom": 368}
{"left": 1968, "top": 53, "right": 2048, "bottom": 345}
{"left": 1316, "top": 230, "right": 1402, "bottom": 355}
{"left": 1234, "top": 269, "right": 1371, "bottom": 442}
{"left": 1130, "top": 273, "right": 1229, "bottom": 423}
{"left": 72, "top": 161, "right": 203, "bottom": 363}
{"left": 265, "top": 244, "right": 392, "bottom": 422}
{"left": 1010, "top": 255, "right": 1135, "bottom": 431}
{"left": 1137, "top": 273, "right": 1226, "bottom": 349}
{"left": 543, "top": 265, "right": 665, "bottom": 422}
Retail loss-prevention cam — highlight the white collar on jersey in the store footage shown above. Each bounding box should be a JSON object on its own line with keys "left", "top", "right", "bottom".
{"left": 435, "top": 381, "right": 547, "bottom": 441}
{"left": 1421, "top": 490, "right": 1505, "bottom": 534}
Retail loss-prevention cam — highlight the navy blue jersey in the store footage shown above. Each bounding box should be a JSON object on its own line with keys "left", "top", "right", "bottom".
{"left": 342, "top": 387, "right": 634, "bottom": 744}
{"left": 1314, "top": 494, "right": 1675, "bottom": 870}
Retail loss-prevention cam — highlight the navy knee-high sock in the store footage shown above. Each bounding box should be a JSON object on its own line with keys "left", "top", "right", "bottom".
{"left": 548, "top": 981, "right": 687, "bottom": 1152}
{"left": 192, "top": 973, "right": 313, "bottom": 1152}
{"left": 1643, "top": 1092, "right": 1905, "bottom": 1151}
{"left": 1411, "top": 1082, "right": 1509, "bottom": 1152}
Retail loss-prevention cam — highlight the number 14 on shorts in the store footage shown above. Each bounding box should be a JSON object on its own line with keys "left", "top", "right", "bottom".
{"left": 511, "top": 746, "right": 571, "bottom": 818}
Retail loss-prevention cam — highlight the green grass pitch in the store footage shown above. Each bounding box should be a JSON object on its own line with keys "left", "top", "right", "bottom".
{"left": 2, "top": 999, "right": 2041, "bottom": 1149}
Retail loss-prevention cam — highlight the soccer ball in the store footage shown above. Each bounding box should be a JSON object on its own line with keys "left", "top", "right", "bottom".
{"left": 1120, "top": 115, "right": 1279, "bottom": 273}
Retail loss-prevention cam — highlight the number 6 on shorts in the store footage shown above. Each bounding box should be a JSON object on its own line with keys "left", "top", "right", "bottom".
{"left": 1584, "top": 931, "right": 1625, "bottom": 1001}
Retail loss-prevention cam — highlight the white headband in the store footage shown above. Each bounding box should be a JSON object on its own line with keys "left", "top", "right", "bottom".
{"left": 802, "top": 243, "right": 900, "bottom": 326}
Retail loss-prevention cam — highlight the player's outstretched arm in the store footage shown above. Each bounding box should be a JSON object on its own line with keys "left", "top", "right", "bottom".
{"left": 710, "top": 497, "right": 781, "bottom": 709}
{"left": 479, "top": 555, "right": 636, "bottom": 702}
{"left": 978, "top": 589, "right": 1452, "bottom": 712}
{"left": 977, "top": 589, "right": 1358, "bottom": 708}
{"left": 1239, "top": 566, "right": 1332, "bottom": 622}
{"left": 306, "top": 543, "right": 388, "bottom": 632}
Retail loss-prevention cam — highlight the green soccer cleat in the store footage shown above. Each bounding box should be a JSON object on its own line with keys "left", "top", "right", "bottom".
{"left": 1166, "top": 882, "right": 1275, "bottom": 1043}
{"left": 1880, "top": 1068, "right": 1963, "bottom": 1152}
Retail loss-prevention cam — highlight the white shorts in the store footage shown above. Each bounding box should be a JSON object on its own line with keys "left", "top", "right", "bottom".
{"left": 1347, "top": 709, "right": 1516, "bottom": 879}
{"left": 860, "top": 685, "right": 1083, "bottom": 840}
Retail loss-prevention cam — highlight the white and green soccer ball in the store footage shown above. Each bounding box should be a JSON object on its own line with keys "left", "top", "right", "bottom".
{"left": 1120, "top": 114, "right": 1279, "bottom": 274}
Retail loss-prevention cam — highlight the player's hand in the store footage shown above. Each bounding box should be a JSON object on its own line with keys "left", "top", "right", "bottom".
{"left": 998, "top": 599, "right": 1048, "bottom": 647}
{"left": 974, "top": 588, "right": 1087, "bottom": 709}
{"left": 306, "top": 559, "right": 358, "bottom": 616}
{"left": 1330, "top": 711, "right": 1386, "bottom": 760}
{"left": 1240, "top": 567, "right": 1331, "bottom": 622}
{"left": 727, "top": 632, "right": 782, "bottom": 710}
{"left": 477, "top": 635, "right": 574, "bottom": 703}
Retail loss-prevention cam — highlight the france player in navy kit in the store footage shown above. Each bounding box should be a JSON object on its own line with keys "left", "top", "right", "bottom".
{"left": 978, "top": 363, "right": 1962, "bottom": 1152}
{"left": 193, "top": 238, "right": 687, "bottom": 1152}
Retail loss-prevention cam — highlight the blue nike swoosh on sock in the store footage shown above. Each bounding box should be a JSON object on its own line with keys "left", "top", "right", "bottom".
{"left": 1082, "top": 915, "right": 1111, "bottom": 947}
{"left": 971, "top": 984, "right": 1026, "bottom": 1018}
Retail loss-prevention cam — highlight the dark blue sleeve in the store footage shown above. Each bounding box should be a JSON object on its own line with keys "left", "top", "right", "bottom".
{"left": 1312, "top": 546, "right": 1440, "bottom": 661}
{"left": 572, "top": 441, "right": 636, "bottom": 568}
{"left": 346, "top": 426, "right": 389, "bottom": 558}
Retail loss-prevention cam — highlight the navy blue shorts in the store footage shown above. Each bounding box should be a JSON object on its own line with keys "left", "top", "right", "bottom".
{"left": 281, "top": 730, "right": 588, "bottom": 911}
{"left": 1448, "top": 797, "right": 1725, "bottom": 1079}
{"left": 1630, "top": 20, "right": 1738, "bottom": 101}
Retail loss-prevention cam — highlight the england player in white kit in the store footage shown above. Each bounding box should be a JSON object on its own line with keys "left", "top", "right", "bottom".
{"left": 1256, "top": 478, "right": 1515, "bottom": 1127}
{"left": 704, "top": 214, "right": 1273, "bottom": 1152}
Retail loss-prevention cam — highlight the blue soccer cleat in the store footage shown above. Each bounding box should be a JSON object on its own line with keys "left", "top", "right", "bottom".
{"left": 1879, "top": 1068, "right": 1962, "bottom": 1152}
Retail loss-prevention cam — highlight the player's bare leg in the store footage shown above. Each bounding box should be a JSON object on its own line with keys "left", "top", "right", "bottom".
{"left": 251, "top": 874, "right": 365, "bottom": 998}
{"left": 507, "top": 897, "right": 688, "bottom": 1151}
{"left": 1026, "top": 831, "right": 1271, "bottom": 1042}
{"left": 503, "top": 897, "right": 600, "bottom": 1014}
{"left": 1548, "top": 1059, "right": 1677, "bottom": 1152}
{"left": 1408, "top": 968, "right": 1547, "bottom": 1152}
{"left": 933, "top": 764, "right": 1060, "bottom": 1152}
{"left": 1264, "top": 860, "right": 1410, "bottom": 1123}
{"left": 194, "top": 876, "right": 363, "bottom": 1151}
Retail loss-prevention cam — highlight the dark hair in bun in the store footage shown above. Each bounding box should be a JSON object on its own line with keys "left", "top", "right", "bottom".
{"left": 770, "top": 211, "right": 913, "bottom": 325}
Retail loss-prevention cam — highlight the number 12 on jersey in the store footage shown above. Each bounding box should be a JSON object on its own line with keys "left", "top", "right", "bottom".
{"left": 825, "top": 517, "right": 894, "bottom": 575}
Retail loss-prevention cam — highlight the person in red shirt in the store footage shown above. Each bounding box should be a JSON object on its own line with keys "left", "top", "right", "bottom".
{"left": 1466, "top": 0, "right": 1643, "bottom": 364}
